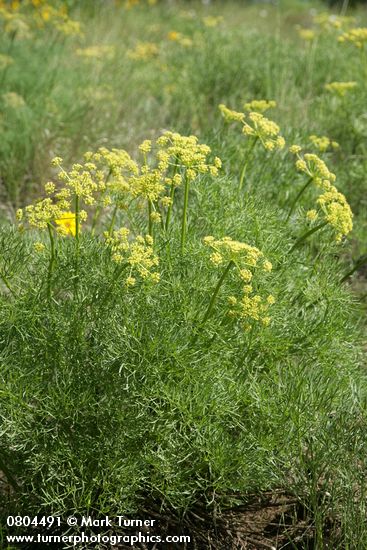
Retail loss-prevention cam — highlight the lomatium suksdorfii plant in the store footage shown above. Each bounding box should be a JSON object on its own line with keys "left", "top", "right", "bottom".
{"left": 324, "top": 81, "right": 358, "bottom": 98}
{"left": 287, "top": 147, "right": 353, "bottom": 247}
{"left": 219, "top": 102, "right": 285, "bottom": 189}
{"left": 192, "top": 236, "right": 274, "bottom": 340}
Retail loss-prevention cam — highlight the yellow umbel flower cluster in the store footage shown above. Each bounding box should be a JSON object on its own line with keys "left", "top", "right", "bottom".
{"left": 157, "top": 131, "right": 221, "bottom": 179}
{"left": 129, "top": 168, "right": 165, "bottom": 202}
{"left": 19, "top": 156, "right": 105, "bottom": 234}
{"left": 324, "top": 81, "right": 358, "bottom": 97}
{"left": 309, "top": 135, "right": 339, "bottom": 153}
{"left": 338, "top": 28, "right": 367, "bottom": 49}
{"left": 202, "top": 16, "right": 223, "bottom": 28}
{"left": 218, "top": 104, "right": 245, "bottom": 123}
{"left": 292, "top": 151, "right": 353, "bottom": 242}
{"left": 203, "top": 236, "right": 274, "bottom": 329}
{"left": 76, "top": 45, "right": 116, "bottom": 60}
{"left": 243, "top": 112, "right": 285, "bottom": 151}
{"left": 203, "top": 236, "right": 272, "bottom": 272}
{"left": 295, "top": 153, "right": 336, "bottom": 188}
{"left": 297, "top": 28, "right": 315, "bottom": 41}
{"left": 105, "top": 229, "right": 159, "bottom": 285}
{"left": 219, "top": 103, "right": 285, "bottom": 152}
{"left": 167, "top": 31, "right": 193, "bottom": 47}
{"left": 2, "top": 91, "right": 25, "bottom": 109}
{"left": 54, "top": 159, "right": 102, "bottom": 206}
{"left": 84, "top": 147, "right": 138, "bottom": 196}
{"left": 317, "top": 188, "right": 353, "bottom": 243}
{"left": 228, "top": 292, "right": 275, "bottom": 329}
{"left": 20, "top": 198, "right": 69, "bottom": 231}
{"left": 314, "top": 13, "right": 355, "bottom": 32}
{"left": 127, "top": 42, "right": 159, "bottom": 61}
{"left": 243, "top": 100, "right": 276, "bottom": 113}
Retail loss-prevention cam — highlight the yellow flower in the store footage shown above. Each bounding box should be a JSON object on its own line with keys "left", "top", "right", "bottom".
{"left": 139, "top": 140, "right": 152, "bottom": 154}
{"left": 34, "top": 242, "right": 45, "bottom": 253}
{"left": 167, "top": 30, "right": 179, "bottom": 41}
{"left": 317, "top": 186, "right": 353, "bottom": 242}
{"left": 127, "top": 42, "right": 159, "bottom": 61}
{"left": 2, "top": 91, "right": 25, "bottom": 109}
{"left": 309, "top": 135, "right": 339, "bottom": 153}
{"left": 314, "top": 13, "right": 355, "bottom": 32}
{"left": 243, "top": 99, "right": 276, "bottom": 113}
{"left": 219, "top": 103, "right": 245, "bottom": 123}
{"left": 202, "top": 16, "right": 223, "bottom": 28}
{"left": 324, "top": 81, "right": 357, "bottom": 97}
{"left": 76, "top": 45, "right": 115, "bottom": 60}
{"left": 338, "top": 27, "right": 367, "bottom": 49}
{"left": 297, "top": 28, "right": 315, "bottom": 41}
{"left": 150, "top": 211, "right": 161, "bottom": 223}
{"left": 55, "top": 212, "right": 76, "bottom": 236}
{"left": 204, "top": 236, "right": 275, "bottom": 329}
{"left": 244, "top": 112, "right": 285, "bottom": 151}
{"left": 306, "top": 209, "right": 318, "bottom": 222}
{"left": 289, "top": 145, "right": 302, "bottom": 155}
{"left": 105, "top": 228, "right": 159, "bottom": 284}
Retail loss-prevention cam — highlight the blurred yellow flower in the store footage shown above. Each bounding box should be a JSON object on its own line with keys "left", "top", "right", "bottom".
{"left": 55, "top": 212, "right": 76, "bottom": 237}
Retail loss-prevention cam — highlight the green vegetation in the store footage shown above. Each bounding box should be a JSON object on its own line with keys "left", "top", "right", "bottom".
{"left": 1, "top": 1, "right": 367, "bottom": 548}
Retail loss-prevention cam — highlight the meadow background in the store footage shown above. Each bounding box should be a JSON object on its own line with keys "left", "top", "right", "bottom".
{"left": 1, "top": 0, "right": 367, "bottom": 548}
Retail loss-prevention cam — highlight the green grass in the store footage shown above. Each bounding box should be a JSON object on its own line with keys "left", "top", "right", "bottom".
{"left": 1, "top": 1, "right": 367, "bottom": 548}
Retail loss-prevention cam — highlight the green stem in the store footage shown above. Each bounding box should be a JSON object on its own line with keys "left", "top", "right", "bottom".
{"left": 102, "top": 262, "right": 128, "bottom": 305}
{"left": 47, "top": 223, "right": 56, "bottom": 300}
{"left": 108, "top": 204, "right": 119, "bottom": 236}
{"left": 148, "top": 199, "right": 153, "bottom": 237}
{"left": 340, "top": 253, "right": 367, "bottom": 283}
{"left": 0, "top": 270, "right": 15, "bottom": 296}
{"left": 239, "top": 136, "right": 258, "bottom": 191}
{"left": 74, "top": 194, "right": 80, "bottom": 294}
{"left": 91, "top": 169, "right": 112, "bottom": 234}
{"left": 289, "top": 221, "right": 328, "bottom": 253}
{"left": 180, "top": 176, "right": 189, "bottom": 254}
{"left": 192, "top": 261, "right": 234, "bottom": 344}
{"left": 286, "top": 176, "right": 313, "bottom": 222}
{"left": 165, "top": 161, "right": 179, "bottom": 232}
{"left": 75, "top": 194, "right": 80, "bottom": 242}
{"left": 165, "top": 183, "right": 176, "bottom": 232}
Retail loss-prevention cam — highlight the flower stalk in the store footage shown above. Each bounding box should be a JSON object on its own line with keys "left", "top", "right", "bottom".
{"left": 192, "top": 260, "right": 234, "bottom": 344}
{"left": 289, "top": 221, "right": 328, "bottom": 253}
{"left": 286, "top": 176, "right": 313, "bottom": 221}
{"left": 239, "top": 136, "right": 258, "bottom": 190}
{"left": 47, "top": 223, "right": 56, "bottom": 300}
{"left": 180, "top": 175, "right": 190, "bottom": 253}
